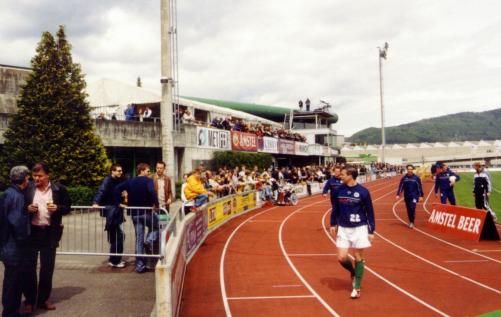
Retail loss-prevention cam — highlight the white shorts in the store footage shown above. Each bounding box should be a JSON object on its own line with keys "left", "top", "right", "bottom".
{"left": 336, "top": 225, "right": 371, "bottom": 249}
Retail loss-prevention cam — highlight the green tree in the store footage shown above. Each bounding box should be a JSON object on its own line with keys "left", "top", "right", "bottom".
{"left": 0, "top": 26, "right": 109, "bottom": 187}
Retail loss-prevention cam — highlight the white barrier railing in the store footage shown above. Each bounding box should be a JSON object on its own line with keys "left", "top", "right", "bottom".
{"left": 57, "top": 206, "right": 170, "bottom": 259}
{"left": 154, "top": 183, "right": 329, "bottom": 317}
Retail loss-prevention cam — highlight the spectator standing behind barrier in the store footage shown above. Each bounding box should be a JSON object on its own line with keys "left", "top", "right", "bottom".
{"left": 1, "top": 166, "right": 35, "bottom": 317}
{"left": 472, "top": 162, "right": 497, "bottom": 221}
{"left": 396, "top": 164, "right": 424, "bottom": 229}
{"left": 152, "top": 161, "right": 173, "bottom": 213}
{"left": 330, "top": 166, "right": 375, "bottom": 299}
{"left": 184, "top": 169, "right": 212, "bottom": 208}
{"left": 23, "top": 163, "right": 71, "bottom": 312}
{"left": 92, "top": 164, "right": 126, "bottom": 268}
{"left": 434, "top": 162, "right": 460, "bottom": 205}
{"left": 124, "top": 104, "right": 135, "bottom": 121}
{"left": 115, "top": 163, "right": 159, "bottom": 273}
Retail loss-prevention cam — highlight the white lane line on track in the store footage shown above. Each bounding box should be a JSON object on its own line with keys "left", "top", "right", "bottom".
{"left": 220, "top": 178, "right": 399, "bottom": 317}
{"left": 399, "top": 187, "right": 501, "bottom": 264}
{"left": 227, "top": 295, "right": 315, "bottom": 300}
{"left": 289, "top": 253, "right": 337, "bottom": 257}
{"left": 220, "top": 195, "right": 322, "bottom": 317}
{"left": 272, "top": 284, "right": 303, "bottom": 288}
{"left": 320, "top": 208, "right": 450, "bottom": 317}
{"left": 389, "top": 199, "right": 501, "bottom": 294}
{"left": 444, "top": 260, "right": 489, "bottom": 263}
{"left": 278, "top": 202, "right": 341, "bottom": 317}
{"left": 471, "top": 249, "right": 501, "bottom": 253}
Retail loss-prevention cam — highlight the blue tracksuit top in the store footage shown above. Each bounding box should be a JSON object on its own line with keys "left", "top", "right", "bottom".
{"left": 434, "top": 169, "right": 460, "bottom": 193}
{"left": 323, "top": 176, "right": 343, "bottom": 195}
{"left": 331, "top": 183, "right": 376, "bottom": 234}
{"left": 396, "top": 174, "right": 424, "bottom": 198}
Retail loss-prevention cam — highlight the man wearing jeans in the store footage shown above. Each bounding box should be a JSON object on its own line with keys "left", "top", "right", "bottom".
{"left": 115, "top": 163, "right": 159, "bottom": 273}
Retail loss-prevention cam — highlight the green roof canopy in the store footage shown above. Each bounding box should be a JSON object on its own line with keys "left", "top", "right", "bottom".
{"left": 183, "top": 96, "right": 338, "bottom": 124}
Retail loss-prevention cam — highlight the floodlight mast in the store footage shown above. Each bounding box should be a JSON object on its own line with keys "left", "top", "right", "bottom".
{"left": 378, "top": 42, "right": 389, "bottom": 165}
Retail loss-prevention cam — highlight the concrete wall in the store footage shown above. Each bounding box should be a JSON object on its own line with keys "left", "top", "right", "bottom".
{"left": 0, "top": 66, "right": 30, "bottom": 113}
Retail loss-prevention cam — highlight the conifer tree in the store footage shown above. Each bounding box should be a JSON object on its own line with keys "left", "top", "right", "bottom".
{"left": 0, "top": 26, "right": 110, "bottom": 187}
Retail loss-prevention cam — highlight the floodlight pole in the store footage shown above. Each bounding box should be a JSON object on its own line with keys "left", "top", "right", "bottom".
{"left": 378, "top": 42, "right": 388, "bottom": 165}
{"left": 161, "top": 0, "right": 175, "bottom": 195}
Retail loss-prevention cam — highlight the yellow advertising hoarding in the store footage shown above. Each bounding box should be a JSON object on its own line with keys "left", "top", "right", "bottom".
{"left": 207, "top": 192, "right": 256, "bottom": 230}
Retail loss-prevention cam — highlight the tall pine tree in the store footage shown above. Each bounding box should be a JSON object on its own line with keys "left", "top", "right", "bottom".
{"left": 0, "top": 26, "right": 110, "bottom": 187}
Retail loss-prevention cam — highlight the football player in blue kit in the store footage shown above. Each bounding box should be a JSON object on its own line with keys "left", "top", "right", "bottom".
{"left": 396, "top": 165, "right": 424, "bottom": 228}
{"left": 330, "top": 165, "right": 375, "bottom": 299}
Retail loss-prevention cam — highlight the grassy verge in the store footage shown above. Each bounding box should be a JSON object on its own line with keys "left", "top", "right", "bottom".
{"left": 455, "top": 171, "right": 501, "bottom": 222}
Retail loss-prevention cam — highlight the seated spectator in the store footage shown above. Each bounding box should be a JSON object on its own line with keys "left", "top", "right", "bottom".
{"left": 184, "top": 169, "right": 211, "bottom": 207}
{"left": 97, "top": 112, "right": 107, "bottom": 120}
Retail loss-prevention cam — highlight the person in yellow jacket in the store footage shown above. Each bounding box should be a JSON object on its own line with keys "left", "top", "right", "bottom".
{"left": 184, "top": 169, "right": 211, "bottom": 206}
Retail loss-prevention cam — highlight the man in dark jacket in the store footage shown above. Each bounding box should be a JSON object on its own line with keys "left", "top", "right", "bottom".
{"left": 396, "top": 164, "right": 424, "bottom": 228}
{"left": 1, "top": 165, "right": 35, "bottom": 317}
{"left": 115, "top": 163, "right": 159, "bottom": 273}
{"left": 92, "top": 164, "right": 126, "bottom": 268}
{"left": 434, "top": 163, "right": 460, "bottom": 205}
{"left": 23, "top": 163, "right": 71, "bottom": 312}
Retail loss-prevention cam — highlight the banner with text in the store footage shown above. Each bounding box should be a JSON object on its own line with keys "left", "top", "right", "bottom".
{"left": 278, "top": 139, "right": 295, "bottom": 155}
{"left": 197, "top": 127, "right": 231, "bottom": 150}
{"left": 294, "top": 142, "right": 309, "bottom": 156}
{"left": 207, "top": 192, "right": 256, "bottom": 230}
{"left": 427, "top": 203, "right": 499, "bottom": 241}
{"left": 258, "top": 136, "right": 279, "bottom": 153}
{"left": 231, "top": 131, "right": 258, "bottom": 152}
{"left": 185, "top": 209, "right": 208, "bottom": 258}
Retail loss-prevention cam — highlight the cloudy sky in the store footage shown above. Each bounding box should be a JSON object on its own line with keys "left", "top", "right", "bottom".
{"left": 1, "top": 0, "right": 500, "bottom": 136}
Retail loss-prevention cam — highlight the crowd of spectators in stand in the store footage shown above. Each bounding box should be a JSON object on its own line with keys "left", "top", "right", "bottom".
{"left": 209, "top": 117, "right": 307, "bottom": 142}
{"left": 182, "top": 162, "right": 404, "bottom": 205}
{"left": 174, "top": 106, "right": 307, "bottom": 142}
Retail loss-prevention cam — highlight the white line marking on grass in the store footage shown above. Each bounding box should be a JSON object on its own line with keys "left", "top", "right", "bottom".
{"left": 320, "top": 209, "right": 450, "bottom": 317}
{"left": 391, "top": 198, "right": 501, "bottom": 294}
{"left": 444, "top": 260, "right": 489, "bottom": 263}
{"left": 227, "top": 295, "right": 315, "bottom": 300}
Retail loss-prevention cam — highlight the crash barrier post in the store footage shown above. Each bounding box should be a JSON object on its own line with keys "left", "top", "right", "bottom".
{"left": 57, "top": 206, "right": 170, "bottom": 259}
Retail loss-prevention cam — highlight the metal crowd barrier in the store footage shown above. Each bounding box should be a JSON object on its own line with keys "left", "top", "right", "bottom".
{"left": 57, "top": 206, "right": 174, "bottom": 260}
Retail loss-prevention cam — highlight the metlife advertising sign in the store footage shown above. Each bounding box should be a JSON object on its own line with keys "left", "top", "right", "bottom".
{"left": 196, "top": 127, "right": 231, "bottom": 150}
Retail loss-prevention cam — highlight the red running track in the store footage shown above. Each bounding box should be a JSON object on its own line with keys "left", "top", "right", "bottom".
{"left": 180, "top": 178, "right": 501, "bottom": 316}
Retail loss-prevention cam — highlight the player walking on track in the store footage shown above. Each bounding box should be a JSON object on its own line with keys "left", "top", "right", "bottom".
{"left": 434, "top": 162, "right": 460, "bottom": 205}
{"left": 396, "top": 164, "right": 424, "bottom": 228}
{"left": 330, "top": 166, "right": 376, "bottom": 299}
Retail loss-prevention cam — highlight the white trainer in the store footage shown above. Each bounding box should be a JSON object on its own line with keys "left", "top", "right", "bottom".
{"left": 350, "top": 289, "right": 361, "bottom": 299}
{"left": 409, "top": 222, "right": 415, "bottom": 229}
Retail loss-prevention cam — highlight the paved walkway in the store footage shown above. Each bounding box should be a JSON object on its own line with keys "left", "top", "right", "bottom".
{"left": 0, "top": 201, "right": 182, "bottom": 317}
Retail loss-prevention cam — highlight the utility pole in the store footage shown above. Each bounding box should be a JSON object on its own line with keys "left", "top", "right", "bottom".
{"left": 160, "top": 0, "right": 175, "bottom": 196}
{"left": 378, "top": 42, "right": 389, "bottom": 165}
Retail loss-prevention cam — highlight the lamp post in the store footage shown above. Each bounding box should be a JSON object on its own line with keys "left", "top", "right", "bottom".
{"left": 378, "top": 42, "right": 389, "bottom": 165}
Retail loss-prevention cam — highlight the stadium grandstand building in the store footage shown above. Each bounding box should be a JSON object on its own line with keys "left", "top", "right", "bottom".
{"left": 342, "top": 141, "right": 501, "bottom": 168}
{"left": 0, "top": 64, "right": 343, "bottom": 179}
